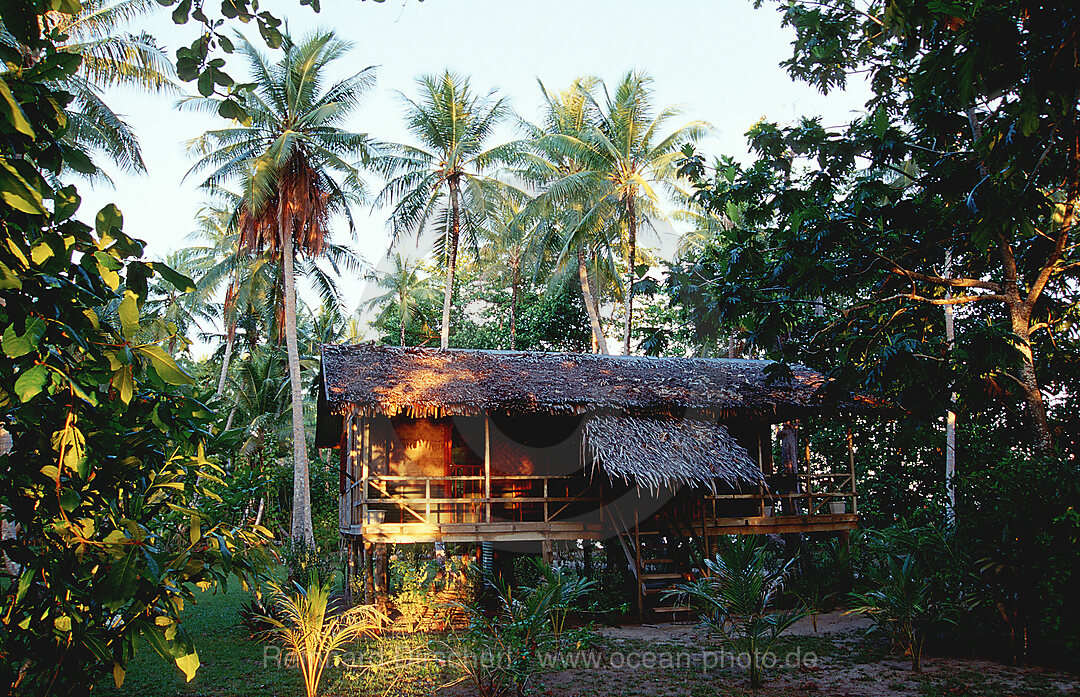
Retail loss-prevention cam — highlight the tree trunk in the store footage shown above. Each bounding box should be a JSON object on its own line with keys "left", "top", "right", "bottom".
{"left": 282, "top": 207, "right": 315, "bottom": 547}
{"left": 944, "top": 251, "right": 957, "bottom": 527}
{"left": 967, "top": 105, "right": 1058, "bottom": 458}
{"left": 216, "top": 324, "right": 235, "bottom": 397}
{"left": 622, "top": 196, "right": 637, "bottom": 355}
{"left": 510, "top": 256, "right": 519, "bottom": 350}
{"left": 578, "top": 248, "right": 608, "bottom": 354}
{"left": 440, "top": 176, "right": 461, "bottom": 350}
{"left": 399, "top": 294, "right": 407, "bottom": 347}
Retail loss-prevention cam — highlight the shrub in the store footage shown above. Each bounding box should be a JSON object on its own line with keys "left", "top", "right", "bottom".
{"left": 668, "top": 536, "right": 804, "bottom": 687}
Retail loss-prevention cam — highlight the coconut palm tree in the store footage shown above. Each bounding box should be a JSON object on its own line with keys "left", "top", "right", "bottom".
{"left": 362, "top": 253, "right": 439, "bottom": 347}
{"left": 182, "top": 198, "right": 277, "bottom": 395}
{"left": 185, "top": 29, "right": 377, "bottom": 546}
{"left": 578, "top": 72, "right": 709, "bottom": 354}
{"left": 375, "top": 71, "right": 523, "bottom": 349}
{"left": 2, "top": 0, "right": 178, "bottom": 178}
{"left": 518, "top": 77, "right": 615, "bottom": 353}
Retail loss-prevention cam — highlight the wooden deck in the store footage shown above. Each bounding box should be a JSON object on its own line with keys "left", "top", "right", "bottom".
{"left": 341, "top": 513, "right": 857, "bottom": 543}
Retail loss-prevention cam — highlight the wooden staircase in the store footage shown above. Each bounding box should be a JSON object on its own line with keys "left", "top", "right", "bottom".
{"left": 610, "top": 509, "right": 697, "bottom": 623}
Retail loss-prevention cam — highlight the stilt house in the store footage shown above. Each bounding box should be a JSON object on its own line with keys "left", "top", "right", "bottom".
{"left": 316, "top": 344, "right": 871, "bottom": 616}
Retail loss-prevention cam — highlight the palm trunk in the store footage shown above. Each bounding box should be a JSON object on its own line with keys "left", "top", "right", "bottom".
{"left": 622, "top": 196, "right": 637, "bottom": 355}
{"left": 440, "top": 177, "right": 461, "bottom": 350}
{"left": 282, "top": 206, "right": 315, "bottom": 547}
{"left": 400, "top": 291, "right": 407, "bottom": 347}
{"left": 216, "top": 327, "right": 235, "bottom": 397}
{"left": 578, "top": 248, "right": 608, "bottom": 354}
{"left": 216, "top": 280, "right": 238, "bottom": 397}
{"left": 509, "top": 256, "right": 519, "bottom": 350}
{"left": 944, "top": 251, "right": 957, "bottom": 527}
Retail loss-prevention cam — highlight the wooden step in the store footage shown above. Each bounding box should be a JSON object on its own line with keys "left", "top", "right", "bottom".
{"left": 641, "top": 558, "right": 674, "bottom": 565}
{"left": 652, "top": 605, "right": 695, "bottom": 613}
{"left": 640, "top": 572, "right": 683, "bottom": 581}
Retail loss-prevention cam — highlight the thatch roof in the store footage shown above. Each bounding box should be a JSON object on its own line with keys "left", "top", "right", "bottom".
{"left": 583, "top": 415, "right": 763, "bottom": 490}
{"left": 319, "top": 344, "right": 871, "bottom": 425}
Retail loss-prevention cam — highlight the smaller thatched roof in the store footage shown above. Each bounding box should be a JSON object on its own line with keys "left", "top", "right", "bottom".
{"left": 583, "top": 415, "right": 763, "bottom": 491}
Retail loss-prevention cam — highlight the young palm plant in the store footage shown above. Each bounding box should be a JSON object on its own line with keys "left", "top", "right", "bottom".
{"left": 263, "top": 571, "right": 386, "bottom": 697}
{"left": 847, "top": 554, "right": 938, "bottom": 671}
{"left": 185, "top": 29, "right": 376, "bottom": 546}
{"left": 667, "top": 536, "right": 804, "bottom": 687}
{"left": 362, "top": 253, "right": 439, "bottom": 346}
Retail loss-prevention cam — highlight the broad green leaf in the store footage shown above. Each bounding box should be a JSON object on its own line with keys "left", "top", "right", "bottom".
{"left": 52, "top": 421, "right": 86, "bottom": 475}
{"left": 53, "top": 615, "right": 72, "bottom": 632}
{"left": 100, "top": 550, "right": 140, "bottom": 611}
{"left": 118, "top": 290, "right": 139, "bottom": 340}
{"left": 58, "top": 487, "right": 80, "bottom": 512}
{"left": 0, "top": 157, "right": 46, "bottom": 215}
{"left": 15, "top": 364, "right": 48, "bottom": 401}
{"left": 112, "top": 365, "right": 134, "bottom": 405}
{"left": 95, "top": 204, "right": 123, "bottom": 241}
{"left": 94, "top": 251, "right": 121, "bottom": 290}
{"left": 0, "top": 260, "right": 21, "bottom": 290}
{"left": 69, "top": 378, "right": 98, "bottom": 406}
{"left": 112, "top": 663, "right": 126, "bottom": 689}
{"left": 49, "top": 0, "right": 83, "bottom": 14}
{"left": 175, "top": 651, "right": 200, "bottom": 682}
{"left": 15, "top": 567, "right": 33, "bottom": 604}
{"left": 3, "top": 317, "right": 45, "bottom": 357}
{"left": 189, "top": 514, "right": 201, "bottom": 545}
{"left": 31, "top": 241, "right": 53, "bottom": 265}
{"left": 136, "top": 345, "right": 193, "bottom": 385}
{"left": 147, "top": 262, "right": 196, "bottom": 292}
{"left": 0, "top": 77, "right": 34, "bottom": 137}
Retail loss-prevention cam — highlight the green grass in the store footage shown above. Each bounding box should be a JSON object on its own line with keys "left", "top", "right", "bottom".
{"left": 98, "top": 583, "right": 302, "bottom": 697}
{"left": 96, "top": 582, "right": 456, "bottom": 697}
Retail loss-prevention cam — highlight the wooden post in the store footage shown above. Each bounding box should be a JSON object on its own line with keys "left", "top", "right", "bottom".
{"left": 541, "top": 539, "right": 553, "bottom": 566}
{"left": 362, "top": 539, "right": 374, "bottom": 604}
{"left": 345, "top": 538, "right": 355, "bottom": 605}
{"left": 633, "top": 506, "right": 643, "bottom": 620}
{"left": 543, "top": 477, "right": 549, "bottom": 522}
{"left": 484, "top": 414, "right": 491, "bottom": 523}
{"left": 361, "top": 419, "right": 370, "bottom": 529}
{"left": 847, "top": 425, "right": 858, "bottom": 515}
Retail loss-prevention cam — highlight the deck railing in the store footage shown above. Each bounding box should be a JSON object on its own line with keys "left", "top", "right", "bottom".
{"left": 341, "top": 474, "right": 602, "bottom": 529}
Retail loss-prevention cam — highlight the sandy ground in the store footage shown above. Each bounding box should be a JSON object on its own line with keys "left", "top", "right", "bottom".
{"left": 531, "top": 612, "right": 1080, "bottom": 697}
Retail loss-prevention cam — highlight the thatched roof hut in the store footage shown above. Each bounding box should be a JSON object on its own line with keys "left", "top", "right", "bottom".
{"left": 318, "top": 344, "right": 871, "bottom": 427}
{"left": 317, "top": 345, "right": 875, "bottom": 490}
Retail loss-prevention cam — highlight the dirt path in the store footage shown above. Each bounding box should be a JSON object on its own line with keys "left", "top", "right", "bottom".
{"left": 536, "top": 612, "right": 1080, "bottom": 697}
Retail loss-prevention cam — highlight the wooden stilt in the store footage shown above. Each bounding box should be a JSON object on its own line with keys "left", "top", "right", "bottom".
{"left": 363, "top": 539, "right": 374, "bottom": 605}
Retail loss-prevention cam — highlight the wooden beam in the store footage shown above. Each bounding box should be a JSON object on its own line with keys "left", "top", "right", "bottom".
{"left": 484, "top": 414, "right": 491, "bottom": 523}
{"left": 361, "top": 417, "right": 369, "bottom": 529}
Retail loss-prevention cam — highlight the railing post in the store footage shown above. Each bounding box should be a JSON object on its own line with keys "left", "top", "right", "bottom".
{"left": 425, "top": 478, "right": 431, "bottom": 521}
{"left": 543, "top": 477, "right": 549, "bottom": 522}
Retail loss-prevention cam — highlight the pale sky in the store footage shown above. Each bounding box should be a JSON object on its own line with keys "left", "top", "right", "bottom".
{"left": 78, "top": 0, "right": 870, "bottom": 345}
